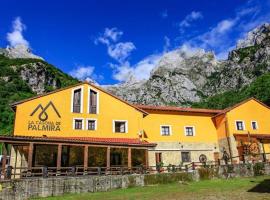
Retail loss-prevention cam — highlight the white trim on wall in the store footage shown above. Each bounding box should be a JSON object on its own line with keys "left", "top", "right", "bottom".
{"left": 160, "top": 125, "right": 172, "bottom": 136}
{"left": 87, "top": 86, "right": 100, "bottom": 114}
{"left": 184, "top": 126, "right": 196, "bottom": 136}
{"left": 112, "top": 120, "right": 128, "bottom": 133}
{"left": 235, "top": 120, "right": 245, "bottom": 131}
{"left": 72, "top": 118, "right": 84, "bottom": 130}
{"left": 70, "top": 86, "right": 84, "bottom": 113}
{"left": 86, "top": 118, "right": 97, "bottom": 131}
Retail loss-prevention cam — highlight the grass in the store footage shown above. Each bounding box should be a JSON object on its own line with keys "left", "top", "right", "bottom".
{"left": 33, "top": 176, "right": 270, "bottom": 200}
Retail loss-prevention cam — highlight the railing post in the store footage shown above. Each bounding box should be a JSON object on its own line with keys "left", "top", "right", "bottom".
{"left": 71, "top": 166, "right": 76, "bottom": 176}
{"left": 6, "top": 166, "right": 12, "bottom": 179}
{"left": 242, "top": 155, "right": 245, "bottom": 164}
{"left": 98, "top": 167, "right": 101, "bottom": 176}
{"left": 42, "top": 166, "right": 48, "bottom": 178}
{"left": 192, "top": 162, "right": 195, "bottom": 170}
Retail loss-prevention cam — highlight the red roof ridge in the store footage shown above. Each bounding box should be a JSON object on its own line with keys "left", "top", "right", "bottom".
{"left": 135, "top": 104, "right": 223, "bottom": 114}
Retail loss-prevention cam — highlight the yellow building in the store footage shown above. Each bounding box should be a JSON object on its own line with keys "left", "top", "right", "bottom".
{"left": 0, "top": 82, "right": 270, "bottom": 176}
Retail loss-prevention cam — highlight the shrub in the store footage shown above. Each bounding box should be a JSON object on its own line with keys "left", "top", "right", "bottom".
{"left": 253, "top": 163, "right": 265, "bottom": 176}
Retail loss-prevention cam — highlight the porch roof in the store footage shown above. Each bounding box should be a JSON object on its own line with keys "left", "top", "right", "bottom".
{"left": 233, "top": 133, "right": 270, "bottom": 142}
{"left": 0, "top": 135, "right": 156, "bottom": 147}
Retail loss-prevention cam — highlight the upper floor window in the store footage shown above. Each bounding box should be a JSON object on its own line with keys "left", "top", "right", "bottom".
{"left": 89, "top": 89, "right": 98, "bottom": 114}
{"left": 113, "top": 120, "right": 127, "bottom": 133}
{"left": 236, "top": 121, "right": 245, "bottom": 130}
{"left": 73, "top": 119, "right": 83, "bottom": 130}
{"left": 87, "top": 119, "right": 97, "bottom": 130}
{"left": 72, "top": 88, "right": 82, "bottom": 113}
{"left": 251, "top": 121, "right": 258, "bottom": 130}
{"left": 185, "top": 126, "right": 195, "bottom": 136}
{"left": 160, "top": 125, "right": 171, "bottom": 136}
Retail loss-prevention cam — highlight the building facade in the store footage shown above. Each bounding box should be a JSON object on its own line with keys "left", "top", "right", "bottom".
{"left": 1, "top": 82, "right": 270, "bottom": 173}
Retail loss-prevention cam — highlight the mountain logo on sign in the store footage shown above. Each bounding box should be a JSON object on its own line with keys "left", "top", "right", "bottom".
{"left": 30, "top": 101, "right": 61, "bottom": 121}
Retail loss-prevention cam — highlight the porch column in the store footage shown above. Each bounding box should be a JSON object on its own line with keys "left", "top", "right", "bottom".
{"left": 1, "top": 143, "right": 7, "bottom": 178}
{"left": 145, "top": 149, "right": 149, "bottom": 168}
{"left": 106, "top": 146, "right": 110, "bottom": 168}
{"left": 261, "top": 140, "right": 266, "bottom": 162}
{"left": 84, "top": 145, "right": 89, "bottom": 170}
{"left": 57, "top": 144, "right": 62, "bottom": 171}
{"left": 128, "top": 147, "right": 132, "bottom": 168}
{"left": 28, "top": 142, "right": 34, "bottom": 171}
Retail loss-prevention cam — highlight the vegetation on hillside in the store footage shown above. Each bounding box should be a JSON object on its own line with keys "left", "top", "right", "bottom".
{"left": 192, "top": 73, "right": 270, "bottom": 109}
{"left": 0, "top": 55, "right": 78, "bottom": 134}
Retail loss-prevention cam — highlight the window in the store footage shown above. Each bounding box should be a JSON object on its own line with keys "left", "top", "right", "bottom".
{"left": 89, "top": 89, "right": 98, "bottom": 114}
{"left": 236, "top": 121, "right": 245, "bottom": 130}
{"left": 74, "top": 119, "right": 83, "bottom": 130}
{"left": 87, "top": 119, "right": 97, "bottom": 130}
{"left": 181, "top": 152, "right": 191, "bottom": 162}
{"left": 185, "top": 126, "right": 195, "bottom": 136}
{"left": 72, "top": 88, "right": 82, "bottom": 113}
{"left": 160, "top": 125, "right": 171, "bottom": 136}
{"left": 251, "top": 121, "right": 258, "bottom": 130}
{"left": 113, "top": 121, "right": 127, "bottom": 133}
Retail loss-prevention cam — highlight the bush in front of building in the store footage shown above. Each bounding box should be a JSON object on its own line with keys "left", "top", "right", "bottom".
{"left": 253, "top": 162, "right": 265, "bottom": 176}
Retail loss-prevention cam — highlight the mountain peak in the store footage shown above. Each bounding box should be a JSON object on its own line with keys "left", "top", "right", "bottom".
{"left": 236, "top": 23, "right": 270, "bottom": 49}
{"left": 0, "top": 44, "right": 44, "bottom": 60}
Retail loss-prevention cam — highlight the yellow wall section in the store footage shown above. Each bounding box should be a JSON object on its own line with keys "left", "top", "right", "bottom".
{"left": 14, "top": 83, "right": 143, "bottom": 138}
{"left": 226, "top": 99, "right": 270, "bottom": 136}
{"left": 142, "top": 111, "right": 218, "bottom": 143}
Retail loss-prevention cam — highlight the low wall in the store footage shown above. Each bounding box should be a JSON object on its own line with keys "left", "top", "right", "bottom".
{"left": 0, "top": 163, "right": 270, "bottom": 200}
{"left": 0, "top": 172, "right": 192, "bottom": 200}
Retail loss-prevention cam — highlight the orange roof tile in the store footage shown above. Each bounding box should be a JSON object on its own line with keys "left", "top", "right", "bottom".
{"left": 135, "top": 104, "right": 223, "bottom": 114}
{"left": 0, "top": 135, "right": 156, "bottom": 147}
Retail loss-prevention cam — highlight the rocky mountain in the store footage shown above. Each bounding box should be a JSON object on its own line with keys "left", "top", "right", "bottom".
{"left": 0, "top": 44, "right": 44, "bottom": 60}
{"left": 107, "top": 23, "right": 270, "bottom": 106}
{"left": 0, "top": 51, "right": 78, "bottom": 134}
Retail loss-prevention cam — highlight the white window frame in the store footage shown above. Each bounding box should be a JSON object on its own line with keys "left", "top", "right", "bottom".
{"left": 113, "top": 120, "right": 128, "bottom": 133}
{"left": 71, "top": 86, "right": 84, "bottom": 113}
{"left": 235, "top": 120, "right": 245, "bottom": 131}
{"left": 73, "top": 118, "right": 84, "bottom": 130}
{"left": 160, "top": 125, "right": 172, "bottom": 136}
{"left": 184, "top": 126, "right": 196, "bottom": 136}
{"left": 86, "top": 118, "right": 97, "bottom": 131}
{"left": 87, "top": 86, "right": 99, "bottom": 114}
{"left": 251, "top": 121, "right": 258, "bottom": 130}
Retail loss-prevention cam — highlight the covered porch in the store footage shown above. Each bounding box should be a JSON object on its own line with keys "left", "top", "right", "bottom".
{"left": 0, "top": 136, "right": 155, "bottom": 179}
{"left": 233, "top": 133, "right": 270, "bottom": 162}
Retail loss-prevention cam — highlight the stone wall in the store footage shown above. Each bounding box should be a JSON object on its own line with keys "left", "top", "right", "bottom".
{"left": 0, "top": 163, "right": 270, "bottom": 200}
{"left": 148, "top": 142, "right": 219, "bottom": 166}
{"left": 0, "top": 172, "right": 192, "bottom": 200}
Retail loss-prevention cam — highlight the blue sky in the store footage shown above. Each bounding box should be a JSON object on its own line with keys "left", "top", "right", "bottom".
{"left": 1, "top": 0, "right": 270, "bottom": 85}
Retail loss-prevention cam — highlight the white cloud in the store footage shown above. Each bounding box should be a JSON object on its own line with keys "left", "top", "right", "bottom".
{"left": 95, "top": 27, "right": 136, "bottom": 63}
{"left": 112, "top": 54, "right": 162, "bottom": 82}
{"left": 179, "top": 11, "right": 203, "bottom": 32}
{"left": 108, "top": 42, "right": 136, "bottom": 63}
{"left": 95, "top": 27, "right": 123, "bottom": 45}
{"left": 7, "top": 17, "right": 29, "bottom": 47}
{"left": 181, "top": 1, "right": 266, "bottom": 60}
{"left": 69, "top": 66, "right": 95, "bottom": 81}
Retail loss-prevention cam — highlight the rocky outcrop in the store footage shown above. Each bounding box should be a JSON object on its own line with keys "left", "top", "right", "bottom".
{"left": 0, "top": 44, "right": 44, "bottom": 60}
{"left": 107, "top": 23, "right": 270, "bottom": 106}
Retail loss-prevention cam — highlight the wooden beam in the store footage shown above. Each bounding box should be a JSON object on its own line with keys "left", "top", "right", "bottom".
{"left": 128, "top": 148, "right": 132, "bottom": 168}
{"left": 1, "top": 143, "right": 7, "bottom": 179}
{"left": 106, "top": 146, "right": 110, "bottom": 168}
{"left": 145, "top": 149, "right": 149, "bottom": 168}
{"left": 27, "top": 142, "right": 34, "bottom": 171}
{"left": 57, "top": 144, "right": 62, "bottom": 171}
{"left": 84, "top": 145, "right": 89, "bottom": 170}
